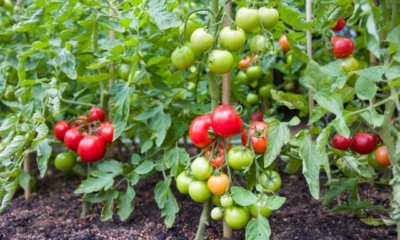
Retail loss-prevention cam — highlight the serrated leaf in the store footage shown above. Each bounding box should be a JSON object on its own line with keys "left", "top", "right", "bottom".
{"left": 101, "top": 191, "right": 119, "bottom": 221}
{"left": 154, "top": 179, "right": 179, "bottom": 228}
{"left": 271, "top": 90, "right": 308, "bottom": 116}
{"left": 323, "top": 178, "right": 357, "bottom": 205}
{"left": 245, "top": 216, "right": 271, "bottom": 240}
{"left": 302, "top": 60, "right": 328, "bottom": 92}
{"left": 231, "top": 186, "right": 257, "bottom": 207}
{"left": 263, "top": 195, "right": 286, "bottom": 210}
{"left": 278, "top": 3, "right": 311, "bottom": 31}
{"left": 18, "top": 170, "right": 31, "bottom": 190}
{"left": 0, "top": 135, "right": 26, "bottom": 159}
{"left": 264, "top": 120, "right": 291, "bottom": 167}
{"left": 147, "top": 0, "right": 182, "bottom": 30}
{"left": 163, "top": 147, "right": 190, "bottom": 176}
{"left": 135, "top": 161, "right": 155, "bottom": 175}
{"left": 360, "top": 110, "right": 384, "bottom": 127}
{"left": 298, "top": 133, "right": 320, "bottom": 199}
{"left": 314, "top": 92, "right": 343, "bottom": 118}
{"left": 0, "top": 178, "right": 19, "bottom": 213}
{"left": 110, "top": 81, "right": 132, "bottom": 140}
{"left": 55, "top": 48, "right": 77, "bottom": 79}
{"left": 35, "top": 139, "right": 52, "bottom": 178}
{"left": 117, "top": 186, "right": 136, "bottom": 221}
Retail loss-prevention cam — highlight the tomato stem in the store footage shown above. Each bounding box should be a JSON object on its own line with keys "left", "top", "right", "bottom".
{"left": 60, "top": 98, "right": 95, "bottom": 107}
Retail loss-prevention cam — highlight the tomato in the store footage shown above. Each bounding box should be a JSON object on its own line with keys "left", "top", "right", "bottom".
{"left": 241, "top": 121, "right": 268, "bottom": 154}
{"left": 261, "top": 72, "right": 273, "bottom": 85}
{"left": 260, "top": 170, "right": 282, "bottom": 192}
{"left": 246, "top": 93, "right": 259, "bottom": 105}
{"left": 176, "top": 171, "right": 193, "bottom": 194}
{"left": 4, "top": 85, "right": 16, "bottom": 100}
{"left": 246, "top": 65, "right": 263, "bottom": 80}
{"left": 64, "top": 128, "right": 84, "bottom": 151}
{"left": 333, "top": 37, "right": 354, "bottom": 58}
{"left": 250, "top": 35, "right": 271, "bottom": 53}
{"left": 191, "top": 157, "right": 213, "bottom": 180}
{"left": 375, "top": 146, "right": 390, "bottom": 167}
{"left": 212, "top": 194, "right": 221, "bottom": 206}
{"left": 211, "top": 104, "right": 243, "bottom": 138}
{"left": 190, "top": 28, "right": 213, "bottom": 52}
{"left": 239, "top": 57, "right": 252, "bottom": 70}
{"left": 116, "top": 64, "right": 130, "bottom": 80}
{"left": 77, "top": 136, "right": 106, "bottom": 162}
{"left": 332, "top": 134, "right": 352, "bottom": 150}
{"left": 171, "top": 46, "right": 195, "bottom": 70}
{"left": 208, "top": 50, "right": 234, "bottom": 74}
{"left": 249, "top": 112, "right": 263, "bottom": 122}
{"left": 189, "top": 114, "right": 215, "bottom": 148}
{"left": 54, "top": 152, "right": 76, "bottom": 173}
{"left": 72, "top": 115, "right": 89, "bottom": 127}
{"left": 189, "top": 180, "right": 211, "bottom": 203}
{"left": 207, "top": 173, "right": 229, "bottom": 196}
{"left": 220, "top": 195, "right": 234, "bottom": 208}
{"left": 220, "top": 27, "right": 246, "bottom": 51}
{"left": 235, "top": 8, "right": 260, "bottom": 32}
{"left": 351, "top": 132, "right": 376, "bottom": 154}
{"left": 368, "top": 153, "right": 385, "bottom": 170}
{"left": 95, "top": 122, "right": 114, "bottom": 143}
{"left": 54, "top": 120, "right": 70, "bottom": 141}
{"left": 211, "top": 207, "right": 223, "bottom": 220}
{"left": 341, "top": 56, "right": 360, "bottom": 73}
{"left": 331, "top": 17, "right": 345, "bottom": 32}
{"left": 258, "top": 7, "right": 279, "bottom": 29}
{"left": 179, "top": 20, "right": 201, "bottom": 40}
{"left": 88, "top": 107, "right": 106, "bottom": 122}
{"left": 205, "top": 151, "right": 225, "bottom": 169}
{"left": 248, "top": 201, "right": 272, "bottom": 218}
{"left": 279, "top": 35, "right": 290, "bottom": 52}
{"left": 330, "top": 36, "right": 341, "bottom": 45}
{"left": 227, "top": 146, "right": 254, "bottom": 170}
{"left": 237, "top": 71, "right": 249, "bottom": 84}
{"left": 259, "top": 84, "right": 273, "bottom": 98}
{"left": 283, "top": 81, "right": 295, "bottom": 91}
{"left": 224, "top": 206, "right": 250, "bottom": 230}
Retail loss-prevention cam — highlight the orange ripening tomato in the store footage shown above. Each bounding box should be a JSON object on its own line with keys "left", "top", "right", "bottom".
{"left": 375, "top": 146, "right": 390, "bottom": 167}
{"left": 279, "top": 35, "right": 290, "bottom": 52}
{"left": 207, "top": 173, "right": 229, "bottom": 196}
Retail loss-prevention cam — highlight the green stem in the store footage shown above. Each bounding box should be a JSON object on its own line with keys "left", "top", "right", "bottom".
{"left": 194, "top": 201, "right": 211, "bottom": 240}
{"left": 349, "top": 92, "right": 400, "bottom": 116}
{"left": 61, "top": 98, "right": 95, "bottom": 107}
{"left": 81, "top": 163, "right": 90, "bottom": 217}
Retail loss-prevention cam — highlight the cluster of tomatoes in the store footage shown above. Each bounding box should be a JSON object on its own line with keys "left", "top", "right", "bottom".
{"left": 332, "top": 132, "right": 391, "bottom": 168}
{"left": 53, "top": 107, "right": 114, "bottom": 172}
{"left": 176, "top": 104, "right": 281, "bottom": 229}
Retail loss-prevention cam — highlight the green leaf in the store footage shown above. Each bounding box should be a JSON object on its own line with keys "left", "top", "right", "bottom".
{"left": 141, "top": 139, "right": 153, "bottom": 153}
{"left": 263, "top": 195, "right": 286, "bottom": 210}
{"left": 35, "top": 139, "right": 52, "bottom": 178}
{"left": 231, "top": 186, "right": 257, "bottom": 207}
{"left": 314, "top": 92, "right": 343, "bottom": 118}
{"left": 131, "top": 154, "right": 141, "bottom": 165}
{"left": 0, "top": 135, "right": 26, "bottom": 159}
{"left": 0, "top": 178, "right": 19, "bottom": 213}
{"left": 245, "top": 216, "right": 271, "bottom": 240}
{"left": 264, "top": 120, "right": 291, "bottom": 167}
{"left": 55, "top": 48, "right": 77, "bottom": 79}
{"left": 354, "top": 66, "right": 385, "bottom": 82}
{"left": 135, "top": 161, "right": 155, "bottom": 175}
{"left": 75, "top": 172, "right": 115, "bottom": 194}
{"left": 316, "top": 126, "right": 331, "bottom": 181}
{"left": 154, "top": 179, "right": 179, "bottom": 228}
{"left": 149, "top": 109, "right": 171, "bottom": 146}
{"left": 271, "top": 90, "right": 308, "bottom": 116}
{"left": 360, "top": 110, "right": 384, "bottom": 127}
{"left": 163, "top": 147, "right": 190, "bottom": 176}
{"left": 110, "top": 81, "right": 132, "bottom": 140}
{"left": 355, "top": 77, "right": 377, "bottom": 100}
{"left": 77, "top": 73, "right": 111, "bottom": 83}
{"left": 101, "top": 191, "right": 119, "bottom": 221}
{"left": 361, "top": 218, "right": 396, "bottom": 227}
{"left": 117, "top": 186, "right": 136, "bottom": 221}
{"left": 298, "top": 133, "right": 320, "bottom": 199}
{"left": 277, "top": 3, "right": 311, "bottom": 31}
{"left": 147, "top": 0, "right": 182, "bottom": 30}
{"left": 323, "top": 178, "right": 357, "bottom": 204}
{"left": 302, "top": 60, "right": 328, "bottom": 92}
{"left": 18, "top": 170, "right": 31, "bottom": 190}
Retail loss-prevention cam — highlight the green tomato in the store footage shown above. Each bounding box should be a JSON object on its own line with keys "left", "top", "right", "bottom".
{"left": 212, "top": 194, "right": 221, "bottom": 206}
{"left": 220, "top": 195, "right": 234, "bottom": 208}
{"left": 249, "top": 80, "right": 259, "bottom": 88}
{"left": 246, "top": 66, "right": 263, "bottom": 80}
{"left": 227, "top": 146, "right": 254, "bottom": 170}
{"left": 248, "top": 201, "right": 272, "bottom": 218}
{"left": 208, "top": 50, "right": 234, "bottom": 74}
{"left": 260, "top": 170, "right": 282, "bottom": 192}
{"left": 246, "top": 93, "right": 259, "bottom": 105}
{"left": 211, "top": 207, "right": 223, "bottom": 220}
{"left": 54, "top": 152, "right": 76, "bottom": 173}
{"left": 4, "top": 85, "right": 16, "bottom": 101}
{"left": 171, "top": 46, "right": 195, "bottom": 70}
{"left": 235, "top": 8, "right": 260, "bottom": 32}
{"left": 283, "top": 81, "right": 295, "bottom": 91}
{"left": 224, "top": 206, "right": 250, "bottom": 230}
{"left": 368, "top": 153, "right": 385, "bottom": 170}
{"left": 259, "top": 84, "right": 274, "bottom": 98}
{"left": 219, "top": 26, "right": 246, "bottom": 51}
{"left": 116, "top": 64, "right": 130, "bottom": 80}
{"left": 190, "top": 28, "right": 213, "bottom": 52}
{"left": 189, "top": 181, "right": 211, "bottom": 203}
{"left": 176, "top": 171, "right": 193, "bottom": 194}
{"left": 179, "top": 20, "right": 201, "bottom": 40}
{"left": 237, "top": 71, "right": 249, "bottom": 84}
{"left": 258, "top": 7, "right": 279, "bottom": 29}
{"left": 341, "top": 56, "right": 360, "bottom": 73}
{"left": 191, "top": 157, "right": 213, "bottom": 180}
{"left": 250, "top": 35, "right": 271, "bottom": 53}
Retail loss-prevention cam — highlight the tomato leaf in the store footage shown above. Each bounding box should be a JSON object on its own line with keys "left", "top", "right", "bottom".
{"left": 231, "top": 186, "right": 257, "bottom": 207}
{"left": 101, "top": 190, "right": 119, "bottom": 221}
{"left": 117, "top": 186, "right": 136, "bottom": 221}
{"left": 245, "top": 216, "right": 271, "bottom": 240}
{"left": 110, "top": 81, "right": 132, "bottom": 141}
{"left": 314, "top": 92, "right": 343, "bottom": 118}
{"left": 163, "top": 147, "right": 189, "bottom": 176}
{"left": 264, "top": 120, "right": 291, "bottom": 167}
{"left": 263, "top": 195, "right": 286, "bottom": 210}
{"left": 147, "top": 0, "right": 182, "bottom": 30}
{"left": 355, "top": 77, "right": 377, "bottom": 100}
{"left": 323, "top": 178, "right": 357, "bottom": 205}
{"left": 277, "top": 3, "right": 311, "bottom": 31}
{"left": 154, "top": 179, "right": 179, "bottom": 228}
{"left": 135, "top": 161, "right": 155, "bottom": 175}
{"left": 35, "top": 139, "right": 52, "bottom": 178}
{"left": 55, "top": 48, "right": 77, "bottom": 80}
{"left": 0, "top": 178, "right": 19, "bottom": 213}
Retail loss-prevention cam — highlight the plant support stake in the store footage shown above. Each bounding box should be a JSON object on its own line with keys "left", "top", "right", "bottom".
{"left": 306, "top": 0, "right": 314, "bottom": 123}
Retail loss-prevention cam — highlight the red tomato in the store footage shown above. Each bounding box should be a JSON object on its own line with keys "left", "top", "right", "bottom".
{"left": 189, "top": 114, "right": 215, "bottom": 148}
{"left": 279, "top": 35, "right": 290, "bottom": 52}
{"left": 249, "top": 112, "right": 263, "bottom": 122}
{"left": 204, "top": 143, "right": 226, "bottom": 168}
{"left": 88, "top": 107, "right": 106, "bottom": 122}
{"left": 351, "top": 132, "right": 376, "bottom": 154}
{"left": 72, "top": 115, "right": 89, "bottom": 127}
{"left": 331, "top": 17, "right": 345, "bottom": 32}
{"left": 333, "top": 37, "right": 354, "bottom": 58}
{"left": 96, "top": 122, "right": 114, "bottom": 143}
{"left": 211, "top": 105, "right": 243, "bottom": 138}
{"left": 375, "top": 146, "right": 390, "bottom": 167}
{"left": 239, "top": 56, "right": 252, "bottom": 70}
{"left": 331, "top": 36, "right": 341, "bottom": 45}
{"left": 332, "top": 134, "right": 352, "bottom": 150}
{"left": 54, "top": 120, "right": 70, "bottom": 141}
{"left": 241, "top": 121, "right": 268, "bottom": 154}
{"left": 64, "top": 128, "right": 84, "bottom": 151}
{"left": 78, "top": 136, "right": 106, "bottom": 162}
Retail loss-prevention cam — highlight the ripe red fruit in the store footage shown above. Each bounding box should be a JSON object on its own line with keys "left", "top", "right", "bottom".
{"left": 279, "top": 35, "right": 290, "bottom": 52}
{"left": 249, "top": 112, "right": 263, "bottom": 122}
{"left": 331, "top": 17, "right": 346, "bottom": 32}
{"left": 72, "top": 115, "right": 89, "bottom": 127}
{"left": 332, "top": 134, "right": 352, "bottom": 150}
{"left": 204, "top": 143, "right": 226, "bottom": 168}
{"left": 333, "top": 37, "right": 354, "bottom": 58}
{"left": 54, "top": 120, "right": 70, "bottom": 141}
{"left": 64, "top": 128, "right": 84, "bottom": 151}
{"left": 78, "top": 136, "right": 106, "bottom": 162}
{"left": 96, "top": 122, "right": 114, "bottom": 143}
{"left": 189, "top": 114, "right": 215, "bottom": 148}
{"left": 351, "top": 132, "right": 376, "bottom": 154}
{"left": 375, "top": 146, "right": 390, "bottom": 167}
{"left": 241, "top": 121, "right": 268, "bottom": 154}
{"left": 88, "top": 107, "right": 106, "bottom": 122}
{"left": 211, "top": 105, "right": 243, "bottom": 138}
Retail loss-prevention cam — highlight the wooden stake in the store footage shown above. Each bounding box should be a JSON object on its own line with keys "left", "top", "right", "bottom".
{"left": 306, "top": 0, "right": 314, "bottom": 123}
{"left": 23, "top": 156, "right": 31, "bottom": 200}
